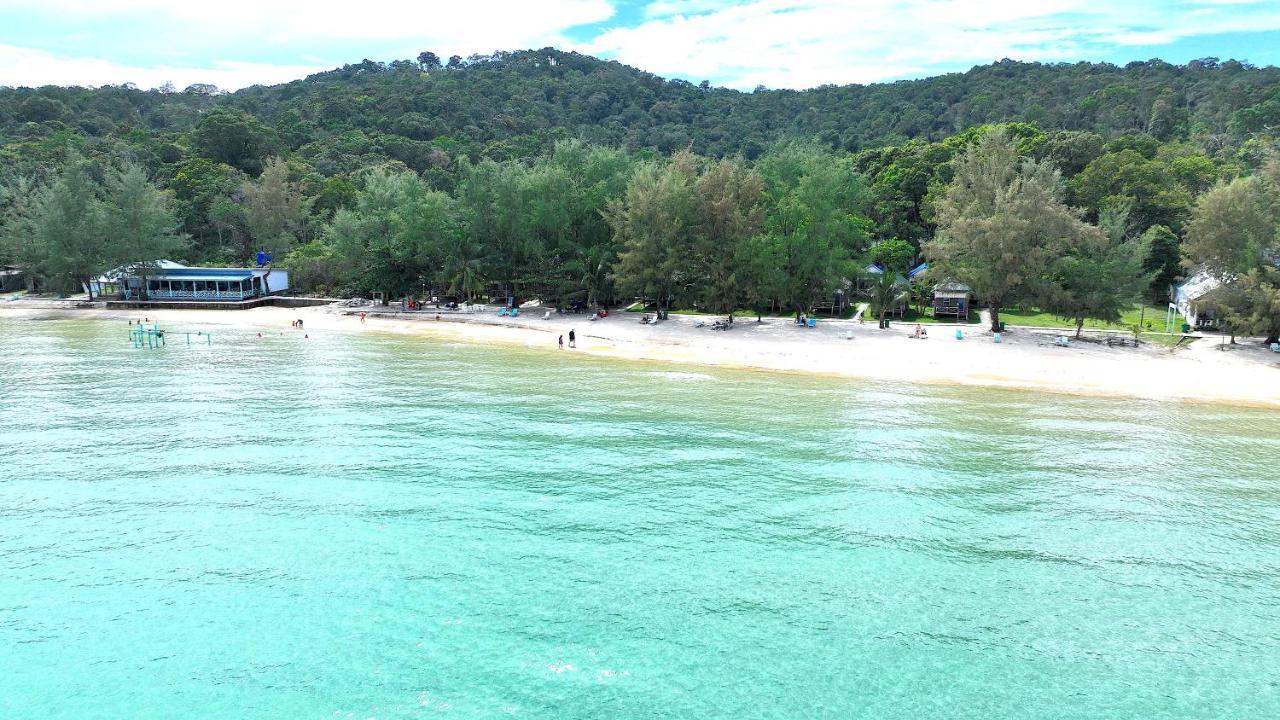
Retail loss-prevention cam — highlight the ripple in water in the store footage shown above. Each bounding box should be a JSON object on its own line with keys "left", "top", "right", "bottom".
{"left": 0, "top": 316, "right": 1278, "bottom": 719}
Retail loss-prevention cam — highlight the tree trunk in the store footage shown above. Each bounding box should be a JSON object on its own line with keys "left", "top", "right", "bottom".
{"left": 878, "top": 310, "right": 887, "bottom": 329}
{"left": 989, "top": 305, "right": 1001, "bottom": 333}
{"left": 1076, "top": 318, "right": 1084, "bottom": 338}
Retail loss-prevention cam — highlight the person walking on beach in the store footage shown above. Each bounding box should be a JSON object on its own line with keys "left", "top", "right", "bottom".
{"left": 568, "top": 329, "right": 576, "bottom": 348}
{"left": 558, "top": 334, "right": 564, "bottom": 350}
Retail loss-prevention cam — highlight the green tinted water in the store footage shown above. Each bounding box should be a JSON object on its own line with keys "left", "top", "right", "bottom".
{"left": 1, "top": 317, "right": 1278, "bottom": 719}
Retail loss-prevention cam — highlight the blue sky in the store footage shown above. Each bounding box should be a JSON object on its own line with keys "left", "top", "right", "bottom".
{"left": 1, "top": 0, "right": 1279, "bottom": 91}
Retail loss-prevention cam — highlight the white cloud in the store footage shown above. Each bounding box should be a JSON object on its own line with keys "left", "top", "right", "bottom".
{"left": 578, "top": 0, "right": 1280, "bottom": 89}
{"left": 0, "top": 0, "right": 614, "bottom": 49}
{"left": 0, "top": 44, "right": 325, "bottom": 90}
{"left": 2, "top": 0, "right": 1278, "bottom": 91}
{"left": 0, "top": 0, "right": 616, "bottom": 88}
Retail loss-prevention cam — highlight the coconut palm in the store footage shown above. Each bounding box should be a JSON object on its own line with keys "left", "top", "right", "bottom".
{"left": 443, "top": 239, "right": 487, "bottom": 302}
{"left": 869, "top": 270, "right": 908, "bottom": 329}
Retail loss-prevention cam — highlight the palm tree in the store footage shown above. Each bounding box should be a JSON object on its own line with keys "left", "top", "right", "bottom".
{"left": 443, "top": 240, "right": 487, "bottom": 303}
{"left": 869, "top": 270, "right": 908, "bottom": 329}
{"left": 577, "top": 244, "right": 611, "bottom": 309}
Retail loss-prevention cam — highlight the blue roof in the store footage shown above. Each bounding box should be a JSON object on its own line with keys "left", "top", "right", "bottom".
{"left": 907, "top": 262, "right": 928, "bottom": 279}
{"left": 155, "top": 270, "right": 253, "bottom": 282}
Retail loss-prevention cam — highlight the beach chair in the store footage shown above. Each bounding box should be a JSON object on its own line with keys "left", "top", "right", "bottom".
{"left": 993, "top": 332, "right": 1001, "bottom": 343}
{"left": 955, "top": 329, "right": 964, "bottom": 340}
{"left": 1055, "top": 336, "right": 1071, "bottom": 347}
{"left": 1271, "top": 342, "right": 1280, "bottom": 353}
{"left": 693, "top": 318, "right": 706, "bottom": 328}
{"left": 497, "top": 308, "right": 509, "bottom": 316}
{"left": 511, "top": 308, "right": 519, "bottom": 317}
{"left": 807, "top": 318, "right": 817, "bottom": 328}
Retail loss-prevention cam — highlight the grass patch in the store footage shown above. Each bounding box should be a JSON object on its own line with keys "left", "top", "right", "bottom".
{"left": 999, "top": 304, "right": 1185, "bottom": 332}
{"left": 1139, "top": 332, "right": 1195, "bottom": 348}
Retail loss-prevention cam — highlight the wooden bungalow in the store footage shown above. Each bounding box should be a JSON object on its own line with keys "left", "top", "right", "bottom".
{"left": 0, "top": 264, "right": 25, "bottom": 292}
{"left": 932, "top": 282, "right": 972, "bottom": 318}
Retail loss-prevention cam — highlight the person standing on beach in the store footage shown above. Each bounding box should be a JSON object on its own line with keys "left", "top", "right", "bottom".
{"left": 558, "top": 334, "right": 564, "bottom": 350}
{"left": 568, "top": 329, "right": 576, "bottom": 348}
{"left": 359, "top": 311, "right": 366, "bottom": 323}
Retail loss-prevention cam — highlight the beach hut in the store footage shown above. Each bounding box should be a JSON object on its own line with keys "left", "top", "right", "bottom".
{"left": 0, "top": 264, "right": 26, "bottom": 292}
{"left": 932, "top": 282, "right": 972, "bottom": 318}
{"left": 1173, "top": 268, "right": 1222, "bottom": 329}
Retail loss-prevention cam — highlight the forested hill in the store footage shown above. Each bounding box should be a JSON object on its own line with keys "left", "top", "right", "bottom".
{"left": 3, "top": 49, "right": 1280, "bottom": 172}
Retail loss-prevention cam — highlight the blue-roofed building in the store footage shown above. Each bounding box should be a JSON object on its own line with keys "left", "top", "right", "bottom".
{"left": 117, "top": 264, "right": 289, "bottom": 302}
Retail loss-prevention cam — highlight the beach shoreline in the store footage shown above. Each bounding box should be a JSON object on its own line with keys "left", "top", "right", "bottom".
{"left": 4, "top": 302, "right": 1279, "bottom": 408}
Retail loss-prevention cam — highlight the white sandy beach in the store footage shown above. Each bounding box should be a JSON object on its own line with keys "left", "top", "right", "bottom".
{"left": 4, "top": 301, "right": 1279, "bottom": 407}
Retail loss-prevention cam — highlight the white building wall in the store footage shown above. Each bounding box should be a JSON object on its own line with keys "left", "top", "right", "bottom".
{"left": 252, "top": 268, "right": 289, "bottom": 295}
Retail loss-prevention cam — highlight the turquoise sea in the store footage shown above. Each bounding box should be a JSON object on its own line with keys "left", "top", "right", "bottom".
{"left": 1, "top": 316, "right": 1278, "bottom": 719}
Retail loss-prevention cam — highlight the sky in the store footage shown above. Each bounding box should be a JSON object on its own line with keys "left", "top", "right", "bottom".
{"left": 2, "top": 0, "right": 1280, "bottom": 91}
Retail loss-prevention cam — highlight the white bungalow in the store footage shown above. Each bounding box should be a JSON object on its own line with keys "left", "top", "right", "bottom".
{"left": 1173, "top": 269, "right": 1222, "bottom": 330}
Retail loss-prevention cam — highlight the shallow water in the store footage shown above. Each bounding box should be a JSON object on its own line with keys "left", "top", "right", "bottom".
{"left": 1, "top": 317, "right": 1278, "bottom": 719}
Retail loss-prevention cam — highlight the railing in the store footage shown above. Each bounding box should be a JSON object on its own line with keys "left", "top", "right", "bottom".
{"left": 124, "top": 290, "right": 255, "bottom": 301}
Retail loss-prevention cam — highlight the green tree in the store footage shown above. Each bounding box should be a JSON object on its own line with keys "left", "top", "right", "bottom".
{"left": 443, "top": 238, "right": 488, "bottom": 302}
{"left": 692, "top": 158, "right": 764, "bottom": 320}
{"left": 98, "top": 163, "right": 185, "bottom": 298}
{"left": 170, "top": 157, "right": 241, "bottom": 258}
{"left": 191, "top": 108, "right": 276, "bottom": 174}
{"left": 1044, "top": 201, "right": 1149, "bottom": 337}
{"left": 2, "top": 154, "right": 107, "bottom": 297}
{"left": 757, "top": 142, "right": 870, "bottom": 317}
{"left": 609, "top": 153, "right": 698, "bottom": 318}
{"left": 243, "top": 157, "right": 310, "bottom": 258}
{"left": 1184, "top": 168, "right": 1280, "bottom": 344}
{"left": 1138, "top": 224, "right": 1181, "bottom": 303}
{"left": 868, "top": 270, "right": 908, "bottom": 329}
{"left": 927, "top": 129, "right": 1097, "bottom": 332}
{"left": 326, "top": 170, "right": 457, "bottom": 299}
{"left": 869, "top": 238, "right": 915, "bottom": 273}
{"left": 1068, "top": 149, "right": 1193, "bottom": 232}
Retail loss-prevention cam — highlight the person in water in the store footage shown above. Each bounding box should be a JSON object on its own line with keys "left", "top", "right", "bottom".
{"left": 568, "top": 329, "right": 576, "bottom": 348}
